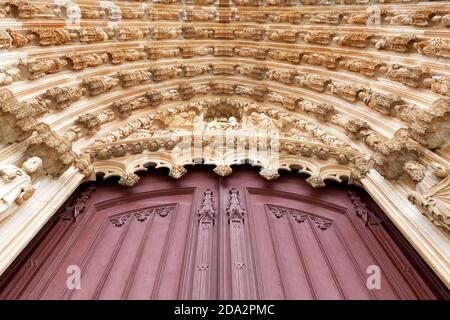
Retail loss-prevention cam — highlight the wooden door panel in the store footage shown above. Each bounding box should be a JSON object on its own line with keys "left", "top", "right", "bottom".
{"left": 0, "top": 167, "right": 444, "bottom": 300}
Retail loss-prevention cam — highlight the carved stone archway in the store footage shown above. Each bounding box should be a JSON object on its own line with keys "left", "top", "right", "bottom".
{"left": 0, "top": 0, "right": 448, "bottom": 289}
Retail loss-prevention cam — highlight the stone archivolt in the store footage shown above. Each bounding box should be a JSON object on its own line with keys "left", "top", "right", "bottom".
{"left": 0, "top": 0, "right": 449, "bottom": 240}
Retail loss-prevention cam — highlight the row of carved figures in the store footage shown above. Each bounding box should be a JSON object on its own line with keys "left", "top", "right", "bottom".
{"left": 1, "top": 1, "right": 448, "bottom": 28}
{"left": 1, "top": 45, "right": 449, "bottom": 101}
{"left": 2, "top": 57, "right": 448, "bottom": 151}
{"left": 0, "top": 0, "right": 427, "bottom": 21}
{"left": 0, "top": 25, "right": 448, "bottom": 60}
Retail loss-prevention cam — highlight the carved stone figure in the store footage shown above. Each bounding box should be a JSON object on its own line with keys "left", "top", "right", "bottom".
{"left": 235, "top": 28, "right": 264, "bottom": 41}
{"left": 297, "top": 101, "right": 336, "bottom": 121}
{"left": 18, "top": 57, "right": 67, "bottom": 80}
{"left": 237, "top": 11, "right": 268, "bottom": 23}
{"left": 295, "top": 73, "right": 331, "bottom": 92}
{"left": 148, "top": 9, "right": 180, "bottom": 21}
{"left": 82, "top": 76, "right": 119, "bottom": 96}
{"left": 30, "top": 28, "right": 76, "bottom": 46}
{"left": 403, "top": 161, "right": 427, "bottom": 182}
{"left": 236, "top": 65, "right": 267, "bottom": 80}
{"left": 308, "top": 13, "right": 341, "bottom": 25}
{"left": 0, "top": 157, "right": 42, "bottom": 221}
{"left": 0, "top": 66, "right": 21, "bottom": 86}
{"left": 267, "top": 92, "right": 298, "bottom": 110}
{"left": 78, "top": 27, "right": 108, "bottom": 43}
{"left": 213, "top": 46, "right": 234, "bottom": 57}
{"left": 7, "top": 29, "right": 32, "bottom": 48}
{"left": 268, "top": 49, "right": 302, "bottom": 64}
{"left": 339, "top": 59, "right": 387, "bottom": 77}
{"left": 267, "top": 69, "right": 297, "bottom": 84}
{"left": 108, "top": 49, "right": 146, "bottom": 64}
{"left": 337, "top": 33, "right": 374, "bottom": 48}
{"left": 375, "top": 35, "right": 417, "bottom": 53}
{"left": 117, "top": 70, "right": 152, "bottom": 87}
{"left": 80, "top": 7, "right": 105, "bottom": 19}
{"left": 302, "top": 53, "right": 341, "bottom": 69}
{"left": 328, "top": 82, "right": 367, "bottom": 102}
{"left": 146, "top": 47, "right": 179, "bottom": 60}
{"left": 414, "top": 38, "right": 450, "bottom": 59}
{"left": 359, "top": 90, "right": 404, "bottom": 115}
{"left": 426, "top": 76, "right": 450, "bottom": 96}
{"left": 0, "top": 29, "right": 12, "bottom": 49}
{"left": 76, "top": 110, "right": 115, "bottom": 134}
{"left": 65, "top": 52, "right": 109, "bottom": 71}
{"left": 150, "top": 65, "right": 182, "bottom": 82}
{"left": 211, "top": 64, "right": 236, "bottom": 75}
{"left": 267, "top": 30, "right": 297, "bottom": 43}
{"left": 153, "top": 27, "right": 181, "bottom": 40}
{"left": 116, "top": 27, "right": 150, "bottom": 41}
{"left": 121, "top": 8, "right": 144, "bottom": 19}
{"left": 303, "top": 31, "right": 334, "bottom": 45}
{"left": 386, "top": 64, "right": 431, "bottom": 88}
{"left": 182, "top": 64, "right": 210, "bottom": 77}
{"left": 42, "top": 86, "right": 86, "bottom": 109}
{"left": 7, "top": 0, "right": 61, "bottom": 18}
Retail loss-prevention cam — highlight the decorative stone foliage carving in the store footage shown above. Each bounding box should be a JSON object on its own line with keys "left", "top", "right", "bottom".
{"left": 408, "top": 168, "right": 450, "bottom": 234}
{"left": 414, "top": 38, "right": 450, "bottom": 59}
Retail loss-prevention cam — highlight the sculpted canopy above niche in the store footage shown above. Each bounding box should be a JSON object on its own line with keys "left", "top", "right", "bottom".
{"left": 0, "top": 0, "right": 449, "bottom": 286}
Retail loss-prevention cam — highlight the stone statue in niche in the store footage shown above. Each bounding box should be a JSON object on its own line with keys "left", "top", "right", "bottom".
{"left": 0, "top": 157, "right": 42, "bottom": 222}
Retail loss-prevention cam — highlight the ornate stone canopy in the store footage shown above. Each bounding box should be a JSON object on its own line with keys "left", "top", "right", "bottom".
{"left": 0, "top": 0, "right": 449, "bottom": 287}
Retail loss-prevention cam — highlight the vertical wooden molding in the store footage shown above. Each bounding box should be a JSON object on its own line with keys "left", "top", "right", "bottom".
{"left": 226, "top": 188, "right": 249, "bottom": 299}
{"left": 192, "top": 189, "right": 216, "bottom": 300}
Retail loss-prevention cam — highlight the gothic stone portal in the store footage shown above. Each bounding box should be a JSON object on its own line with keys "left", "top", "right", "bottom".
{"left": 0, "top": 167, "right": 442, "bottom": 299}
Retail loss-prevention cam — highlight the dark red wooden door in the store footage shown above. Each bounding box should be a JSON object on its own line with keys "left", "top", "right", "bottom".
{"left": 0, "top": 167, "right": 443, "bottom": 299}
